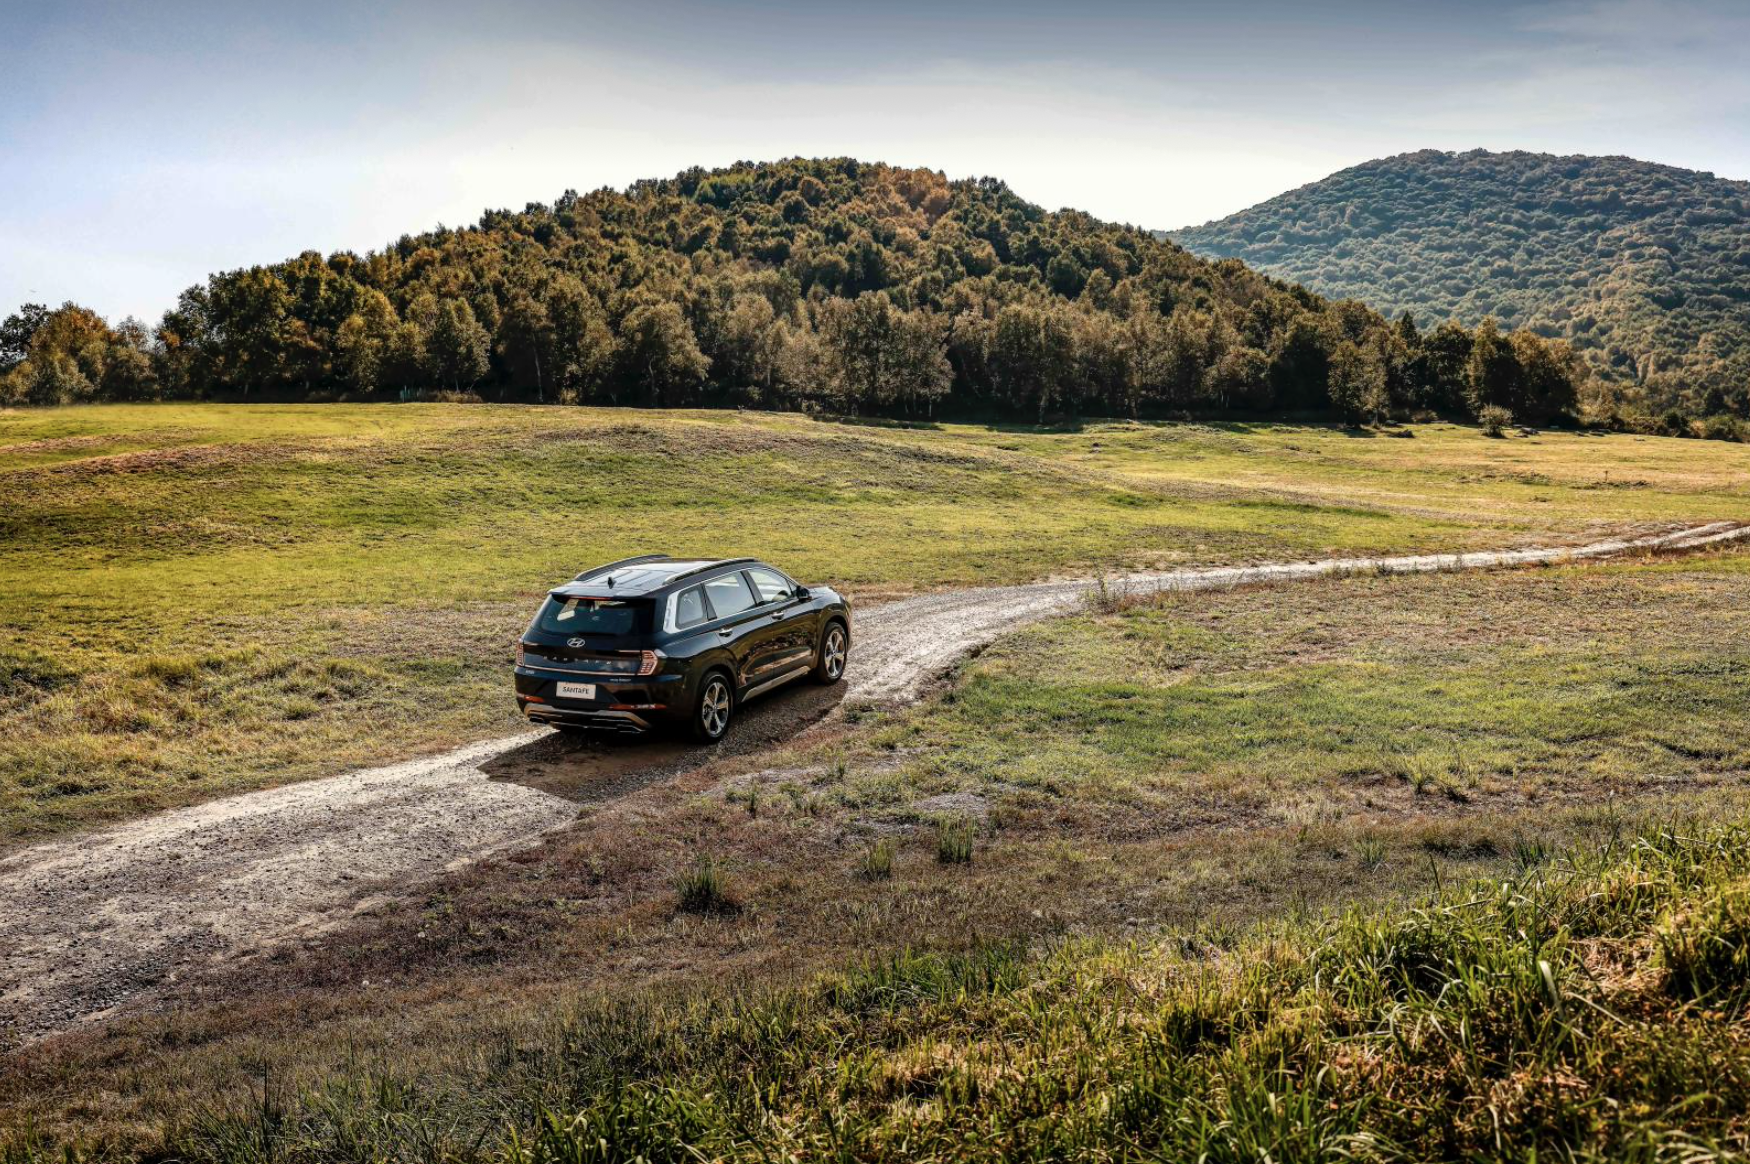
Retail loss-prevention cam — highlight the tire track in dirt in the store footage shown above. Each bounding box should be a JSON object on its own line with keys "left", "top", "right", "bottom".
{"left": 2, "top": 522, "right": 1744, "bottom": 1046}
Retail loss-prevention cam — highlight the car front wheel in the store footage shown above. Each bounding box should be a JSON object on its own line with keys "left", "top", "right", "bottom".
{"left": 813, "top": 622, "right": 847, "bottom": 684}
{"left": 692, "top": 672, "right": 734, "bottom": 742}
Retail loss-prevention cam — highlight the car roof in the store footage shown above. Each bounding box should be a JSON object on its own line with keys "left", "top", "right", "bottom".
{"left": 551, "top": 557, "right": 762, "bottom": 599}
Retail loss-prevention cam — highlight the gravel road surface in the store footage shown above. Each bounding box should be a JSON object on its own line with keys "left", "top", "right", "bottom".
{"left": 3, "top": 522, "right": 1744, "bottom": 1046}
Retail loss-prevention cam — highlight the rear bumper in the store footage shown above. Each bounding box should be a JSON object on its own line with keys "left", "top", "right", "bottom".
{"left": 514, "top": 666, "right": 689, "bottom": 734}
{"left": 523, "top": 704, "right": 658, "bottom": 733}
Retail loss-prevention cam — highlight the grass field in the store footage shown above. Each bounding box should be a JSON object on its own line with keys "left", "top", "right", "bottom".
{"left": 8, "top": 545, "right": 1750, "bottom": 1155}
{"left": 4, "top": 402, "right": 1750, "bottom": 842}
{"left": 75, "top": 820, "right": 1750, "bottom": 1162}
{"left": 846, "top": 553, "right": 1750, "bottom": 829}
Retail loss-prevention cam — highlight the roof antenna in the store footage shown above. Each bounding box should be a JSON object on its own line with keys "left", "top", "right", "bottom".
{"left": 606, "top": 576, "right": 615, "bottom": 588}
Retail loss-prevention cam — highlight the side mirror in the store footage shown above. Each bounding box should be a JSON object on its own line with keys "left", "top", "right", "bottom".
{"left": 792, "top": 585, "right": 811, "bottom": 600}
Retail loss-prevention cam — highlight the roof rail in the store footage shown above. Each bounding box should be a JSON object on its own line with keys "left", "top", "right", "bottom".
{"left": 667, "top": 557, "right": 759, "bottom": 583}
{"left": 574, "top": 553, "right": 671, "bottom": 581}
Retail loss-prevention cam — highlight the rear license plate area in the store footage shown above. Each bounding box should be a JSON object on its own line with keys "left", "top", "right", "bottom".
{"left": 555, "top": 681, "right": 597, "bottom": 701}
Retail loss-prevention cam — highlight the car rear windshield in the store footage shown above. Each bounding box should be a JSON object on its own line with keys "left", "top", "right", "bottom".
{"left": 534, "top": 595, "right": 650, "bottom": 638}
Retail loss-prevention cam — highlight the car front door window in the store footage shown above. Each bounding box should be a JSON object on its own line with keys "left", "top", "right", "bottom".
{"left": 746, "top": 568, "right": 792, "bottom": 605}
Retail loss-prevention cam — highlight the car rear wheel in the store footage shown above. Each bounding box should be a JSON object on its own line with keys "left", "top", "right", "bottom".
{"left": 812, "top": 622, "right": 847, "bottom": 685}
{"left": 691, "top": 672, "right": 734, "bottom": 743}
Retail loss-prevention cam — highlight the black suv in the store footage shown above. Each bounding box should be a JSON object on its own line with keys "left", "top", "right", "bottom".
{"left": 514, "top": 555, "right": 850, "bottom": 742}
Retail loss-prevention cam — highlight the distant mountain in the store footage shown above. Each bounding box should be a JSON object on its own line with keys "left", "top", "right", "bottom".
{"left": 1172, "top": 150, "right": 1750, "bottom": 411}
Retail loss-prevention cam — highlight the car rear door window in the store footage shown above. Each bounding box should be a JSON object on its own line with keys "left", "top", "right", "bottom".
{"left": 702, "top": 572, "right": 756, "bottom": 619}
{"left": 673, "top": 586, "right": 708, "bottom": 629}
{"left": 746, "top": 568, "right": 792, "bottom": 604}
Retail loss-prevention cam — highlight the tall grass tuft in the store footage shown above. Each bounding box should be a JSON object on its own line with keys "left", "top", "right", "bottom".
{"left": 1657, "top": 878, "right": 1750, "bottom": 1002}
{"left": 1088, "top": 572, "right": 1126, "bottom": 614}
{"left": 1511, "top": 834, "right": 1552, "bottom": 872}
{"left": 673, "top": 855, "right": 737, "bottom": 915}
{"left": 860, "top": 838, "right": 896, "bottom": 880}
{"left": 935, "top": 817, "right": 975, "bottom": 865}
{"left": 1355, "top": 834, "right": 1387, "bottom": 870}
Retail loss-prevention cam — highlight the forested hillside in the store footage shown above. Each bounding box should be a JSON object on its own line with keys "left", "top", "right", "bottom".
{"left": 1173, "top": 150, "right": 1750, "bottom": 420}
{"left": 1, "top": 159, "right": 1595, "bottom": 426}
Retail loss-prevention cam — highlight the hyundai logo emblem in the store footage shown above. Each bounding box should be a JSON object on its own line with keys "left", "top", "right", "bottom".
{"left": 567, "top": 637, "right": 588, "bottom": 648}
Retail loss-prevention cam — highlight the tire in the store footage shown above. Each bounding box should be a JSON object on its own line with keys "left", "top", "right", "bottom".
{"left": 691, "top": 670, "right": 735, "bottom": 743}
{"left": 812, "top": 621, "right": 848, "bottom": 685}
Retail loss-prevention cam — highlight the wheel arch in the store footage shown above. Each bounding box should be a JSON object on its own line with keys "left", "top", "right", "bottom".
{"left": 693, "top": 655, "right": 736, "bottom": 694}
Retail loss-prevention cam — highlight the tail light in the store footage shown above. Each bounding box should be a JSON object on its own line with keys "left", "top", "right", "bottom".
{"left": 637, "top": 650, "right": 661, "bottom": 676}
{"left": 515, "top": 640, "right": 526, "bottom": 666}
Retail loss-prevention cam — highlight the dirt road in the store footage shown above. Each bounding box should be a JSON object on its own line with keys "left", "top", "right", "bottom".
{"left": 3, "top": 522, "right": 1745, "bottom": 1046}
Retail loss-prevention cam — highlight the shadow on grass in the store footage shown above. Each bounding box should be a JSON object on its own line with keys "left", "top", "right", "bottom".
{"left": 808, "top": 413, "right": 944, "bottom": 431}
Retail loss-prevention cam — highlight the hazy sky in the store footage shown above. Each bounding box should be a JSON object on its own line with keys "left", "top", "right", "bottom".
{"left": 4, "top": 0, "right": 1748, "bottom": 321}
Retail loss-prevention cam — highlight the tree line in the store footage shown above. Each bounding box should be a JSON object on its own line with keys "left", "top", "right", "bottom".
{"left": 3, "top": 159, "right": 1596, "bottom": 428}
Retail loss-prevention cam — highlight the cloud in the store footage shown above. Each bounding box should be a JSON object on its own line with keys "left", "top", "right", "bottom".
{"left": 3, "top": 0, "right": 1747, "bottom": 319}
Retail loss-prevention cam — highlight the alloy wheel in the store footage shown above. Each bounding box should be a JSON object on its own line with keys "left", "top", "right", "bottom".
{"left": 823, "top": 626, "right": 846, "bottom": 679}
{"left": 700, "top": 677, "right": 731, "bottom": 737}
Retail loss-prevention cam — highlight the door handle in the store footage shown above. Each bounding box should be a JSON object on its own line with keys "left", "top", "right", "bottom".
{"left": 717, "top": 627, "right": 733, "bottom": 637}
{"left": 770, "top": 610, "right": 786, "bottom": 619}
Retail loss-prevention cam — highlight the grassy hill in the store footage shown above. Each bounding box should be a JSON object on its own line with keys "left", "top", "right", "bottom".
{"left": 1173, "top": 150, "right": 1750, "bottom": 418}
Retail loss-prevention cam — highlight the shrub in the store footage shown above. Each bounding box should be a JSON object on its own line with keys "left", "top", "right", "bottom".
{"left": 1478, "top": 404, "right": 1512, "bottom": 437}
{"left": 1699, "top": 413, "right": 1745, "bottom": 443}
{"left": 398, "top": 387, "right": 485, "bottom": 404}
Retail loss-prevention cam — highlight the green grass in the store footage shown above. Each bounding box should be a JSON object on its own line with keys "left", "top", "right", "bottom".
{"left": 4, "top": 403, "right": 1749, "bottom": 842}
{"left": 10, "top": 552, "right": 1750, "bottom": 1151}
{"left": 801, "top": 554, "right": 1750, "bottom": 835}
{"left": 17, "top": 817, "right": 1750, "bottom": 1162}
{"left": 8, "top": 405, "right": 1750, "bottom": 1156}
